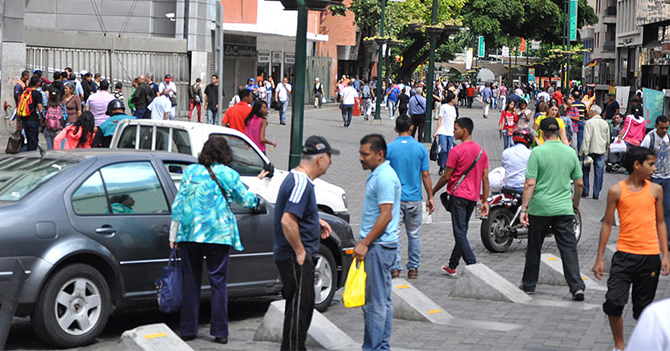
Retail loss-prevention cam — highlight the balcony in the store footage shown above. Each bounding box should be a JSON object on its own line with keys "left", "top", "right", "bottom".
{"left": 604, "top": 41, "right": 615, "bottom": 52}
{"left": 606, "top": 6, "right": 616, "bottom": 16}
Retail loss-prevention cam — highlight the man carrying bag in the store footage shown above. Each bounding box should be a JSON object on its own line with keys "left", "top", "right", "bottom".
{"left": 432, "top": 117, "right": 489, "bottom": 277}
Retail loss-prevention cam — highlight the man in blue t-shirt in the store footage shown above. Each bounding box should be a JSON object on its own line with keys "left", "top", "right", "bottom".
{"left": 386, "top": 82, "right": 400, "bottom": 119}
{"left": 273, "top": 135, "right": 339, "bottom": 351}
{"left": 386, "top": 116, "right": 435, "bottom": 279}
{"left": 355, "top": 134, "right": 401, "bottom": 351}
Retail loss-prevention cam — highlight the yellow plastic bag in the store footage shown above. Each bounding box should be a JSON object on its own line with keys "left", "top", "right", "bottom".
{"left": 342, "top": 260, "right": 366, "bottom": 308}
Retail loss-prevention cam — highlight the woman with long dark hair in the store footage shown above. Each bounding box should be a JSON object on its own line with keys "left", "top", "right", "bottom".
{"left": 244, "top": 100, "right": 276, "bottom": 153}
{"left": 498, "top": 100, "right": 518, "bottom": 149}
{"left": 170, "top": 137, "right": 262, "bottom": 344}
{"left": 53, "top": 111, "right": 96, "bottom": 149}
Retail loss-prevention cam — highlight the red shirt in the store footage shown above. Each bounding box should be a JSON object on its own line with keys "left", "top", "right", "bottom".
{"left": 466, "top": 87, "right": 475, "bottom": 97}
{"left": 499, "top": 111, "right": 518, "bottom": 130}
{"left": 223, "top": 101, "right": 252, "bottom": 133}
{"left": 446, "top": 141, "right": 489, "bottom": 202}
{"left": 552, "top": 91, "right": 563, "bottom": 106}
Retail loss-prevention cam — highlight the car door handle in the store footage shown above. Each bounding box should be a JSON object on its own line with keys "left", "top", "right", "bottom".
{"left": 95, "top": 225, "right": 116, "bottom": 235}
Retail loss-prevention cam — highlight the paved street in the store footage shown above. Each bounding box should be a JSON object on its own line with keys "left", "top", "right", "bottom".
{"left": 5, "top": 99, "right": 670, "bottom": 350}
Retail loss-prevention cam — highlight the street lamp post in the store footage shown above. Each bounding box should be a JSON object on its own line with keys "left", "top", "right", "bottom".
{"left": 422, "top": 0, "right": 439, "bottom": 144}
{"left": 269, "top": 0, "right": 343, "bottom": 169}
{"left": 373, "top": 0, "right": 387, "bottom": 121}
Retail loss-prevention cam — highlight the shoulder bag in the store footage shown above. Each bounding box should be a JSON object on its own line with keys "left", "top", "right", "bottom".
{"left": 155, "top": 249, "right": 182, "bottom": 313}
{"left": 206, "top": 165, "right": 229, "bottom": 201}
{"left": 440, "top": 148, "right": 483, "bottom": 212}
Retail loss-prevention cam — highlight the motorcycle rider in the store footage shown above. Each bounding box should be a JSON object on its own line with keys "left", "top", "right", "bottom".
{"left": 502, "top": 129, "right": 533, "bottom": 195}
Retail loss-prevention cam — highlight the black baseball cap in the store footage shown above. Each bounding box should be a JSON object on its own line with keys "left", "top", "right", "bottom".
{"left": 540, "top": 117, "right": 559, "bottom": 131}
{"left": 302, "top": 136, "right": 340, "bottom": 155}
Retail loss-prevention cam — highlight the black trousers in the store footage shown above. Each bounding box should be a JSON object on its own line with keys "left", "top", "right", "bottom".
{"left": 276, "top": 256, "right": 315, "bottom": 351}
{"left": 410, "top": 114, "right": 425, "bottom": 141}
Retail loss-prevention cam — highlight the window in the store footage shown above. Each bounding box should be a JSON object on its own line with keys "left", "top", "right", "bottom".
{"left": 155, "top": 127, "right": 170, "bottom": 151}
{"left": 139, "top": 126, "right": 154, "bottom": 150}
{"left": 172, "top": 129, "right": 192, "bottom": 155}
{"left": 211, "top": 134, "right": 265, "bottom": 176}
{"left": 72, "top": 171, "right": 108, "bottom": 215}
{"left": 0, "top": 158, "right": 76, "bottom": 202}
{"left": 117, "top": 125, "right": 137, "bottom": 149}
{"left": 72, "top": 162, "right": 170, "bottom": 215}
{"left": 163, "top": 161, "right": 191, "bottom": 190}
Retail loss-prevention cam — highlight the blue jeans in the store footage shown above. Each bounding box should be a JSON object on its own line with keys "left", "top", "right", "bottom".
{"left": 576, "top": 121, "right": 585, "bottom": 153}
{"left": 583, "top": 153, "right": 605, "bottom": 198}
{"left": 438, "top": 135, "right": 454, "bottom": 169}
{"left": 43, "top": 129, "right": 59, "bottom": 150}
{"left": 207, "top": 109, "right": 219, "bottom": 125}
{"left": 280, "top": 99, "right": 289, "bottom": 124}
{"left": 341, "top": 104, "right": 354, "bottom": 126}
{"left": 388, "top": 100, "right": 396, "bottom": 119}
{"left": 503, "top": 134, "right": 513, "bottom": 149}
{"left": 391, "top": 201, "right": 422, "bottom": 271}
{"left": 363, "top": 242, "right": 397, "bottom": 351}
{"left": 652, "top": 177, "right": 670, "bottom": 241}
{"left": 448, "top": 196, "right": 477, "bottom": 269}
{"left": 134, "top": 107, "right": 148, "bottom": 119}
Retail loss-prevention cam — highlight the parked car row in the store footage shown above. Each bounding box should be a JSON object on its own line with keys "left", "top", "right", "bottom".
{"left": 0, "top": 140, "right": 354, "bottom": 347}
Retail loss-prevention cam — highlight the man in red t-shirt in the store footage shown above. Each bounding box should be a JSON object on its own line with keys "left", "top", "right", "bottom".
{"left": 432, "top": 117, "right": 490, "bottom": 276}
{"left": 466, "top": 86, "right": 475, "bottom": 108}
{"left": 223, "top": 89, "right": 253, "bottom": 133}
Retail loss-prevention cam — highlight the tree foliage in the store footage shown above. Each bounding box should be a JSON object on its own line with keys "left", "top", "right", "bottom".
{"left": 344, "top": 0, "right": 596, "bottom": 81}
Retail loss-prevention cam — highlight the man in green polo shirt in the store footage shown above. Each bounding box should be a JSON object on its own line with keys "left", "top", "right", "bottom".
{"left": 520, "top": 117, "right": 586, "bottom": 300}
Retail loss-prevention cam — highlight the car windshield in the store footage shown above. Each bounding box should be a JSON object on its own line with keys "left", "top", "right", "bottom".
{"left": 0, "top": 157, "right": 76, "bottom": 202}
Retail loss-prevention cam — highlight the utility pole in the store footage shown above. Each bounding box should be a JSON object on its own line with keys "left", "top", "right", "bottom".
{"left": 423, "top": 0, "right": 439, "bottom": 143}
{"left": 288, "top": 0, "right": 308, "bottom": 169}
{"left": 373, "top": 0, "right": 387, "bottom": 121}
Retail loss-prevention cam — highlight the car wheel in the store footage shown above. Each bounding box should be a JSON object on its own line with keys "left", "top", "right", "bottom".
{"left": 31, "top": 264, "right": 111, "bottom": 348}
{"left": 314, "top": 245, "right": 337, "bottom": 312}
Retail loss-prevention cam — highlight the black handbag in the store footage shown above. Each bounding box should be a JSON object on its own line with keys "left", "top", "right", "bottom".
{"left": 440, "top": 148, "right": 482, "bottom": 212}
{"left": 5, "top": 130, "right": 24, "bottom": 154}
{"left": 429, "top": 139, "right": 439, "bottom": 161}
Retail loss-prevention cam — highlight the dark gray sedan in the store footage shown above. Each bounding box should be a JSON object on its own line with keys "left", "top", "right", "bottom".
{"left": 0, "top": 150, "right": 354, "bottom": 348}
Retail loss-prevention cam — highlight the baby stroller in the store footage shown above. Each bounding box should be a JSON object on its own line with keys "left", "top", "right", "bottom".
{"left": 606, "top": 138, "right": 626, "bottom": 172}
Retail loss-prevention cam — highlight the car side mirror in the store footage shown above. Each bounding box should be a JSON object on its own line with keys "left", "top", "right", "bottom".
{"left": 254, "top": 196, "right": 267, "bottom": 213}
{"left": 264, "top": 162, "right": 275, "bottom": 177}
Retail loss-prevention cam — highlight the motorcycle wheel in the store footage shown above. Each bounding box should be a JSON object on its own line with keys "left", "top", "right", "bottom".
{"left": 480, "top": 207, "right": 514, "bottom": 253}
{"left": 574, "top": 209, "right": 582, "bottom": 243}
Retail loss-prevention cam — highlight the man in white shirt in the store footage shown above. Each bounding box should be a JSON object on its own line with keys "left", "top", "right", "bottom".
{"left": 158, "top": 74, "right": 178, "bottom": 118}
{"left": 502, "top": 129, "right": 533, "bottom": 194}
{"left": 434, "top": 92, "right": 457, "bottom": 175}
{"left": 580, "top": 105, "right": 611, "bottom": 200}
{"left": 641, "top": 115, "right": 670, "bottom": 240}
{"left": 627, "top": 297, "right": 670, "bottom": 350}
{"left": 275, "top": 77, "right": 292, "bottom": 125}
{"left": 148, "top": 89, "right": 172, "bottom": 120}
{"left": 340, "top": 81, "right": 358, "bottom": 128}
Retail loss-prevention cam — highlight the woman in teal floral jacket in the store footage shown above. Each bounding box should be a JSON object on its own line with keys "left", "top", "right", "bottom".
{"left": 169, "top": 137, "right": 262, "bottom": 344}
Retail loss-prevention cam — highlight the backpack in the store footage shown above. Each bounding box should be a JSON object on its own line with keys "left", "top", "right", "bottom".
{"left": 361, "top": 85, "right": 371, "bottom": 99}
{"left": 45, "top": 105, "right": 64, "bottom": 131}
{"left": 17, "top": 88, "right": 35, "bottom": 118}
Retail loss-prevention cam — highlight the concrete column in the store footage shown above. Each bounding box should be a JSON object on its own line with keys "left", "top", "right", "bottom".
{"left": 1, "top": 0, "right": 26, "bottom": 111}
{"left": 190, "top": 51, "right": 208, "bottom": 84}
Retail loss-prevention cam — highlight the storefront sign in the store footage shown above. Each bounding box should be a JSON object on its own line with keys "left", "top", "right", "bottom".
{"left": 569, "top": 0, "right": 577, "bottom": 41}
{"left": 258, "top": 51, "right": 270, "bottom": 63}
{"left": 528, "top": 68, "right": 535, "bottom": 84}
{"left": 285, "top": 53, "right": 295, "bottom": 64}
{"left": 272, "top": 52, "right": 283, "bottom": 64}
{"left": 224, "top": 44, "right": 256, "bottom": 58}
{"left": 643, "top": 88, "right": 665, "bottom": 127}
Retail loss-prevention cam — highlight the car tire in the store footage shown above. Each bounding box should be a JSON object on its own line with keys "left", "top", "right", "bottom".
{"left": 31, "top": 264, "right": 111, "bottom": 348}
{"left": 314, "top": 244, "right": 337, "bottom": 312}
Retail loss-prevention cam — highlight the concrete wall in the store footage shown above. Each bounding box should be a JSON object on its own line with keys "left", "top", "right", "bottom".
{"left": 25, "top": 0, "right": 177, "bottom": 38}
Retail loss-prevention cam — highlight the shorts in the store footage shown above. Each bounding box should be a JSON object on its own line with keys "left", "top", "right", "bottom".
{"left": 603, "top": 251, "right": 661, "bottom": 319}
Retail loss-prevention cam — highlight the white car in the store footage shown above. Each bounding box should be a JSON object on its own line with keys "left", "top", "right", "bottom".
{"left": 109, "top": 119, "right": 349, "bottom": 221}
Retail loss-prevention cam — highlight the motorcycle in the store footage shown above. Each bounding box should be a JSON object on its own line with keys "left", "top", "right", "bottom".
{"left": 479, "top": 188, "right": 582, "bottom": 253}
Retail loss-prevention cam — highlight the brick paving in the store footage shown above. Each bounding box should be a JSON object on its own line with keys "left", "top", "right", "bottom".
{"left": 5, "top": 99, "right": 669, "bottom": 350}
